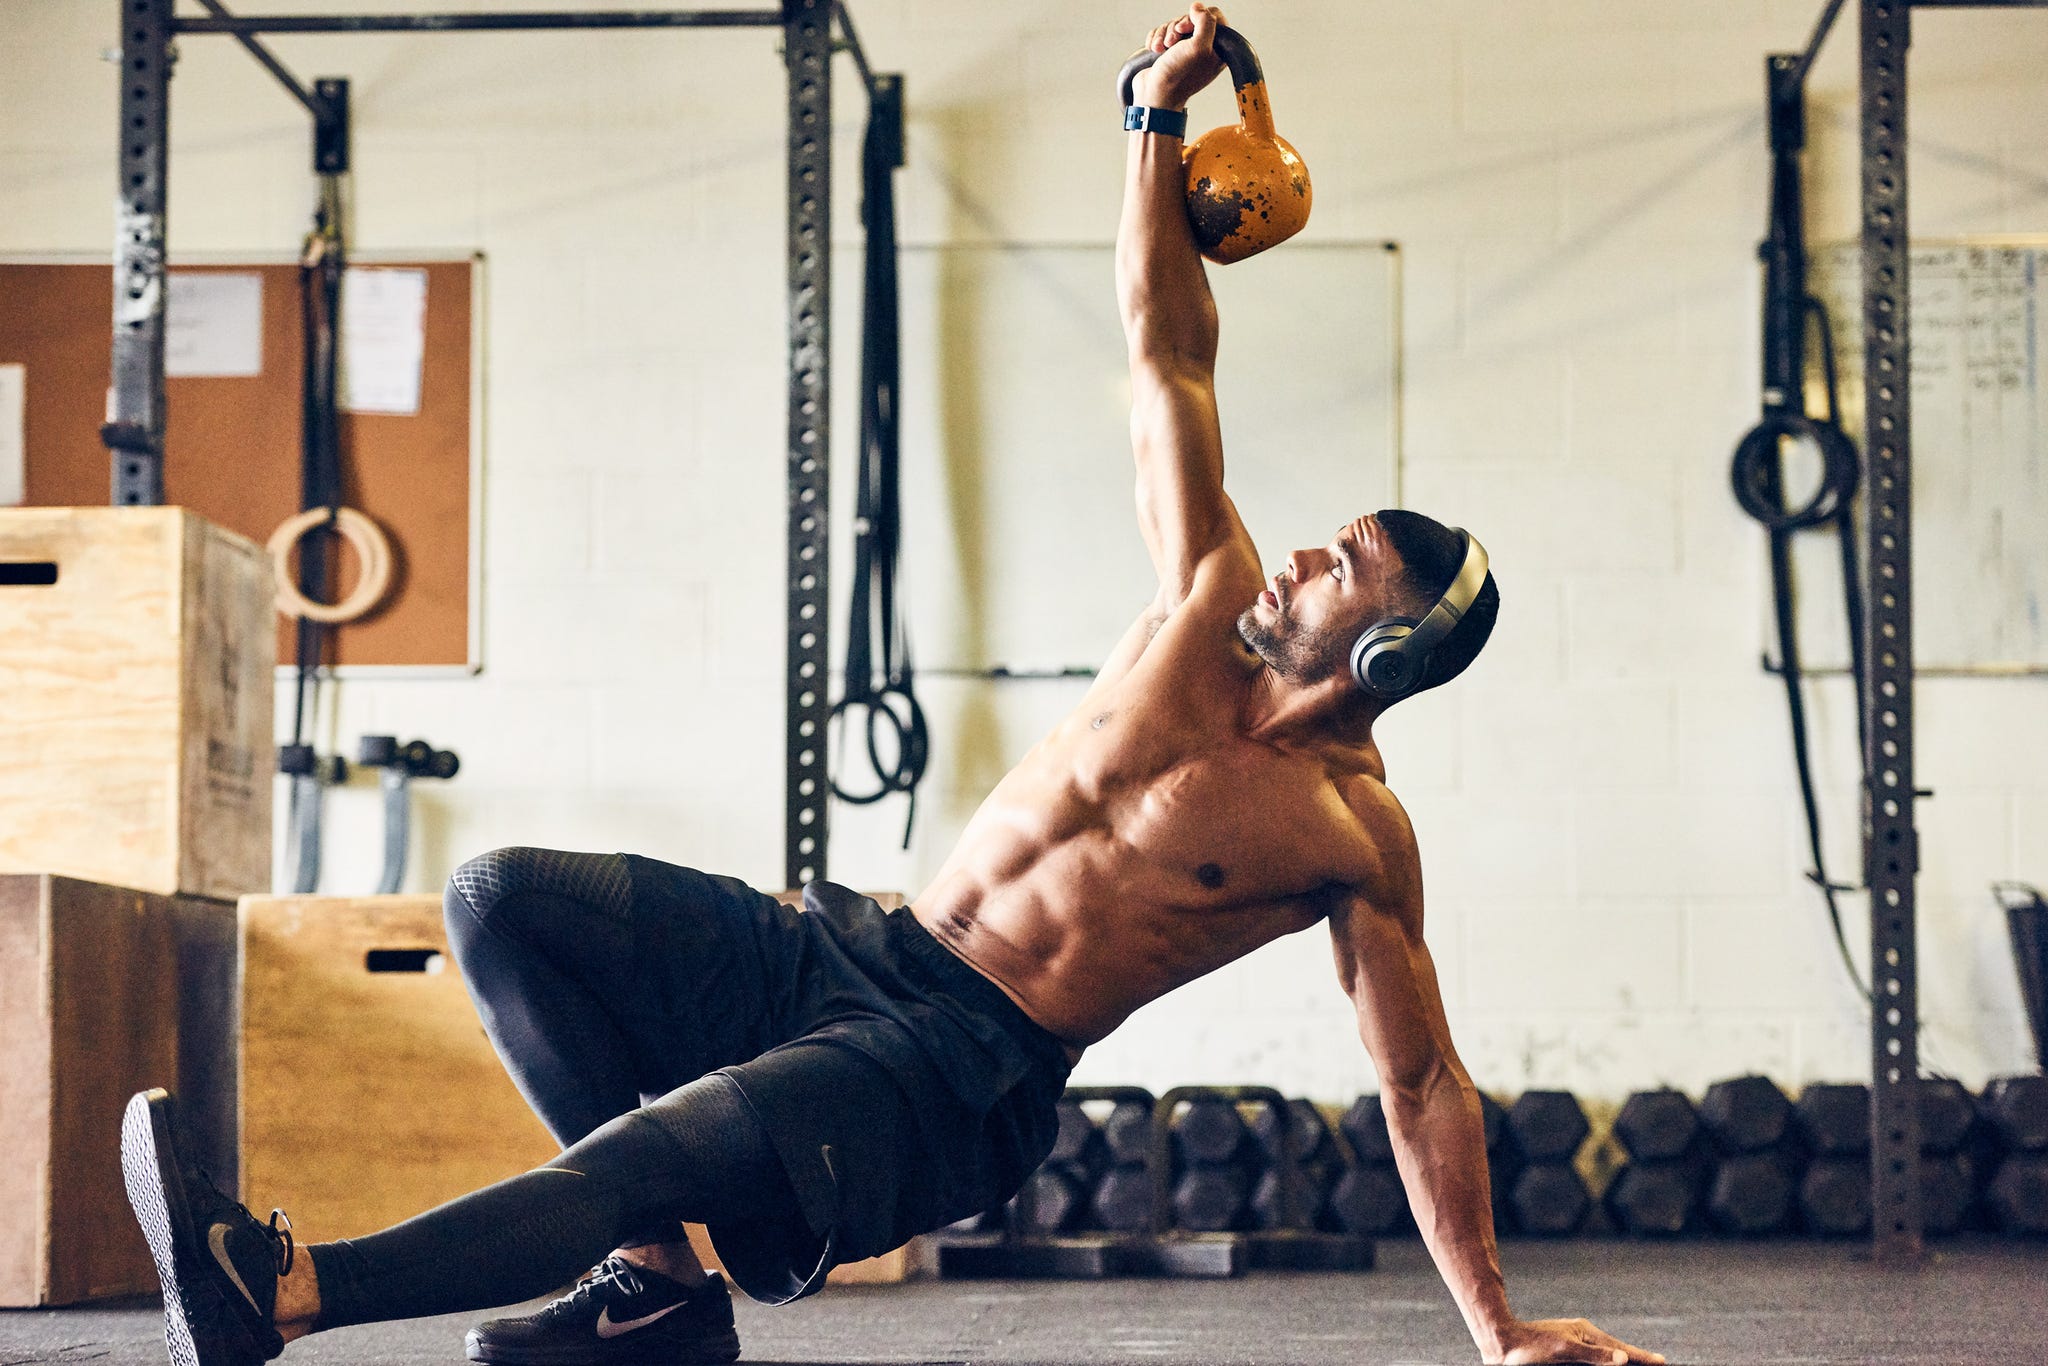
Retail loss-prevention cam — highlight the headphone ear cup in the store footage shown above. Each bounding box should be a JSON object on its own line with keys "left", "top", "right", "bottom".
{"left": 1351, "top": 620, "right": 1416, "bottom": 698}
{"left": 1367, "top": 649, "right": 1413, "bottom": 696}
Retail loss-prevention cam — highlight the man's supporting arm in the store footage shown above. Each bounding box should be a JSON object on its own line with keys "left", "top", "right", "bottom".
{"left": 1329, "top": 804, "right": 1664, "bottom": 1366}
{"left": 1326, "top": 872, "right": 1513, "bottom": 1359}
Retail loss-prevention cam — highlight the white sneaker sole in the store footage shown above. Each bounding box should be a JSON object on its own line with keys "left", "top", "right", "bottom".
{"left": 121, "top": 1089, "right": 204, "bottom": 1366}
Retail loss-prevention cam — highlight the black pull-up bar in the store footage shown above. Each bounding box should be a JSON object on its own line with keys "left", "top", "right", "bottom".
{"left": 176, "top": 4, "right": 880, "bottom": 99}
{"left": 174, "top": 9, "right": 782, "bottom": 33}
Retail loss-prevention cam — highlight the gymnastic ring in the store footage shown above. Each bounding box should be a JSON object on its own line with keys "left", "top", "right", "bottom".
{"left": 1730, "top": 410, "right": 1861, "bottom": 531}
{"left": 864, "top": 685, "right": 928, "bottom": 795}
{"left": 267, "top": 505, "right": 395, "bottom": 625}
{"left": 827, "top": 688, "right": 928, "bottom": 804}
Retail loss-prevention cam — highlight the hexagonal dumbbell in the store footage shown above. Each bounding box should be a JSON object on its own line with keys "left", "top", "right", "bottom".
{"left": 1979, "top": 1074, "right": 2048, "bottom": 1154}
{"left": 1173, "top": 1165, "right": 1251, "bottom": 1232}
{"left": 1341, "top": 1094, "right": 1396, "bottom": 1165}
{"left": 1917, "top": 1077, "right": 1977, "bottom": 1155}
{"left": 1250, "top": 1098, "right": 1334, "bottom": 1168}
{"left": 1091, "top": 1164, "right": 1157, "bottom": 1233}
{"left": 1700, "top": 1075, "right": 1792, "bottom": 1153}
{"left": 1249, "top": 1160, "right": 1339, "bottom": 1232}
{"left": 1100, "top": 1098, "right": 1155, "bottom": 1168}
{"left": 1605, "top": 1161, "right": 1702, "bottom": 1236}
{"left": 1919, "top": 1152, "right": 1973, "bottom": 1236}
{"left": 1613, "top": 1089, "right": 1701, "bottom": 1162}
{"left": 1508, "top": 1163, "right": 1591, "bottom": 1237}
{"left": 1172, "top": 1097, "right": 1249, "bottom": 1167}
{"left": 1009, "top": 1163, "right": 1089, "bottom": 1235}
{"left": 1985, "top": 1153, "right": 2048, "bottom": 1235}
{"left": 1706, "top": 1149, "right": 1796, "bottom": 1235}
{"left": 1507, "top": 1091, "right": 1591, "bottom": 1164}
{"left": 1798, "top": 1156, "right": 1869, "bottom": 1236}
{"left": 1793, "top": 1082, "right": 1870, "bottom": 1156}
{"left": 1329, "top": 1162, "right": 1410, "bottom": 1237}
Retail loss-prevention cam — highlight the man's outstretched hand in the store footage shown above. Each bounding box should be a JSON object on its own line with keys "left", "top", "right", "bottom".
{"left": 1491, "top": 1317, "right": 1665, "bottom": 1365}
{"left": 1135, "top": 2, "right": 1228, "bottom": 109}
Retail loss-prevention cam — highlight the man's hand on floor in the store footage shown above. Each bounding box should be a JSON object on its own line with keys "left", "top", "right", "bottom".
{"left": 1490, "top": 1316, "right": 1665, "bottom": 1365}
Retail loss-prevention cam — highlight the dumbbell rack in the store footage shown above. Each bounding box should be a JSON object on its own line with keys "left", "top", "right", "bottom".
{"left": 931, "top": 1085, "right": 1373, "bottom": 1280}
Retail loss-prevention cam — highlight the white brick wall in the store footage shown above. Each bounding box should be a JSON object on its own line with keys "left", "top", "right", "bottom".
{"left": 3, "top": 0, "right": 2044, "bottom": 1101}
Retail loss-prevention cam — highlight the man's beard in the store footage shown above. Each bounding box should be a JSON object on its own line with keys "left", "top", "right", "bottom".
{"left": 1236, "top": 605, "right": 1351, "bottom": 683}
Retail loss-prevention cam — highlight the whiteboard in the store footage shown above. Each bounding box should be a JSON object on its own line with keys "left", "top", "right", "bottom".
{"left": 1800, "top": 241, "right": 2048, "bottom": 672}
{"left": 831, "top": 243, "right": 1401, "bottom": 674}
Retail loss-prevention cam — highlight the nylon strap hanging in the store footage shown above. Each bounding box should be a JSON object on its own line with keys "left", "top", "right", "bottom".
{"left": 1730, "top": 57, "right": 1871, "bottom": 1000}
{"left": 829, "top": 74, "right": 927, "bottom": 848}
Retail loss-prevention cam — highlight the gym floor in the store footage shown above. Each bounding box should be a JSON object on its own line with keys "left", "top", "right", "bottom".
{"left": 5, "top": 1241, "right": 2043, "bottom": 1366}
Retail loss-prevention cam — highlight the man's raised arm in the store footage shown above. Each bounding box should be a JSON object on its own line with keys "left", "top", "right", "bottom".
{"left": 1115, "top": 4, "right": 1254, "bottom": 610}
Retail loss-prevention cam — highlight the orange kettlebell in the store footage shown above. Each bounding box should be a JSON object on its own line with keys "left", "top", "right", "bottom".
{"left": 1116, "top": 24, "right": 1312, "bottom": 264}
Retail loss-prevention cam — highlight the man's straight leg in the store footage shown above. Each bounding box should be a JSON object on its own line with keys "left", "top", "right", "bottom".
{"left": 120, "top": 1074, "right": 805, "bottom": 1366}
{"left": 299, "top": 1074, "right": 800, "bottom": 1337}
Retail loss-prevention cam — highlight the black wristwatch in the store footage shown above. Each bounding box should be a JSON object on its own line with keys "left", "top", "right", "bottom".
{"left": 1123, "top": 105, "right": 1188, "bottom": 139}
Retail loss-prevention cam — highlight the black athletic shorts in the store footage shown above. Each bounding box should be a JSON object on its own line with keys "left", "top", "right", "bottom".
{"left": 622, "top": 857, "right": 1073, "bottom": 1304}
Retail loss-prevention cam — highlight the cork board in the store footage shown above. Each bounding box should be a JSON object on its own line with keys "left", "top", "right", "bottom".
{"left": 0, "top": 258, "right": 477, "bottom": 669}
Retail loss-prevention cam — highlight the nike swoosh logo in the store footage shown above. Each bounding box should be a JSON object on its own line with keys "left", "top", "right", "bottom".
{"left": 595, "top": 1303, "right": 681, "bottom": 1339}
{"left": 208, "top": 1225, "right": 261, "bottom": 1314}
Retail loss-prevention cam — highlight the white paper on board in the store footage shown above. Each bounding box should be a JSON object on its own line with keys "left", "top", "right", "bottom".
{"left": 0, "top": 364, "right": 23, "bottom": 506}
{"left": 339, "top": 267, "right": 428, "bottom": 416}
{"left": 165, "top": 272, "right": 265, "bottom": 377}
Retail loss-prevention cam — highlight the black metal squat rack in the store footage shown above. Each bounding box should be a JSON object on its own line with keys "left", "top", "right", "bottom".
{"left": 1766, "top": 0, "right": 2048, "bottom": 1264}
{"left": 104, "top": 1, "right": 892, "bottom": 892}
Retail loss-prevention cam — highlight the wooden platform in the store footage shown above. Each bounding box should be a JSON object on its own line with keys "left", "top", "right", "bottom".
{"left": 239, "top": 894, "right": 559, "bottom": 1244}
{"left": 0, "top": 508, "right": 273, "bottom": 900}
{"left": 0, "top": 875, "right": 235, "bottom": 1306}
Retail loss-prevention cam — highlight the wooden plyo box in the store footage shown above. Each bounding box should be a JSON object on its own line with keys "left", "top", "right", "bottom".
{"left": 244, "top": 889, "right": 926, "bottom": 1285}
{"left": 239, "top": 895, "right": 559, "bottom": 1244}
{"left": 0, "top": 875, "right": 238, "bottom": 1307}
{"left": 0, "top": 507, "right": 274, "bottom": 901}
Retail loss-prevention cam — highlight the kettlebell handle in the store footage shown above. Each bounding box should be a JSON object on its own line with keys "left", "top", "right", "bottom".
{"left": 1115, "top": 24, "right": 1265, "bottom": 111}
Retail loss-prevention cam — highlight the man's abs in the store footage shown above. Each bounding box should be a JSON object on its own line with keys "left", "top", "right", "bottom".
{"left": 909, "top": 743, "right": 1339, "bottom": 1050}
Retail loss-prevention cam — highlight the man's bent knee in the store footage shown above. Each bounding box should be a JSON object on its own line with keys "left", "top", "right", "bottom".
{"left": 448, "top": 847, "right": 631, "bottom": 924}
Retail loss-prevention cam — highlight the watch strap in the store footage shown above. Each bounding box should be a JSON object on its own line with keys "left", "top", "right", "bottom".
{"left": 1122, "top": 105, "right": 1189, "bottom": 139}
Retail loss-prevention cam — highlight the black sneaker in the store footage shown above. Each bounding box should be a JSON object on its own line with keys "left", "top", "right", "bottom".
{"left": 121, "top": 1089, "right": 295, "bottom": 1366}
{"left": 465, "top": 1258, "right": 741, "bottom": 1365}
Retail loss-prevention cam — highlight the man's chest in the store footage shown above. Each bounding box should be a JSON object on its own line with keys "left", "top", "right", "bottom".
{"left": 1057, "top": 714, "right": 1352, "bottom": 899}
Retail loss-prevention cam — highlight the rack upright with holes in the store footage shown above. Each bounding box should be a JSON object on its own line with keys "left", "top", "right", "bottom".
{"left": 1848, "top": 0, "right": 2048, "bottom": 1264}
{"left": 1857, "top": 0, "right": 1921, "bottom": 1269}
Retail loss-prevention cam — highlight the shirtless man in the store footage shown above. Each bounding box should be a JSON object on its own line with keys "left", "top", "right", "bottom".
{"left": 119, "top": 7, "right": 1661, "bottom": 1366}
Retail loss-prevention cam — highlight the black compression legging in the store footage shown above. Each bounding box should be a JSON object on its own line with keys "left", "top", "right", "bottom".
{"left": 307, "top": 1076, "right": 790, "bottom": 1330}
{"left": 304, "top": 850, "right": 806, "bottom": 1331}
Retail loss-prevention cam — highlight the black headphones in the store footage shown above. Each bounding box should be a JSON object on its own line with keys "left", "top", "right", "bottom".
{"left": 1349, "top": 528, "right": 1490, "bottom": 700}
